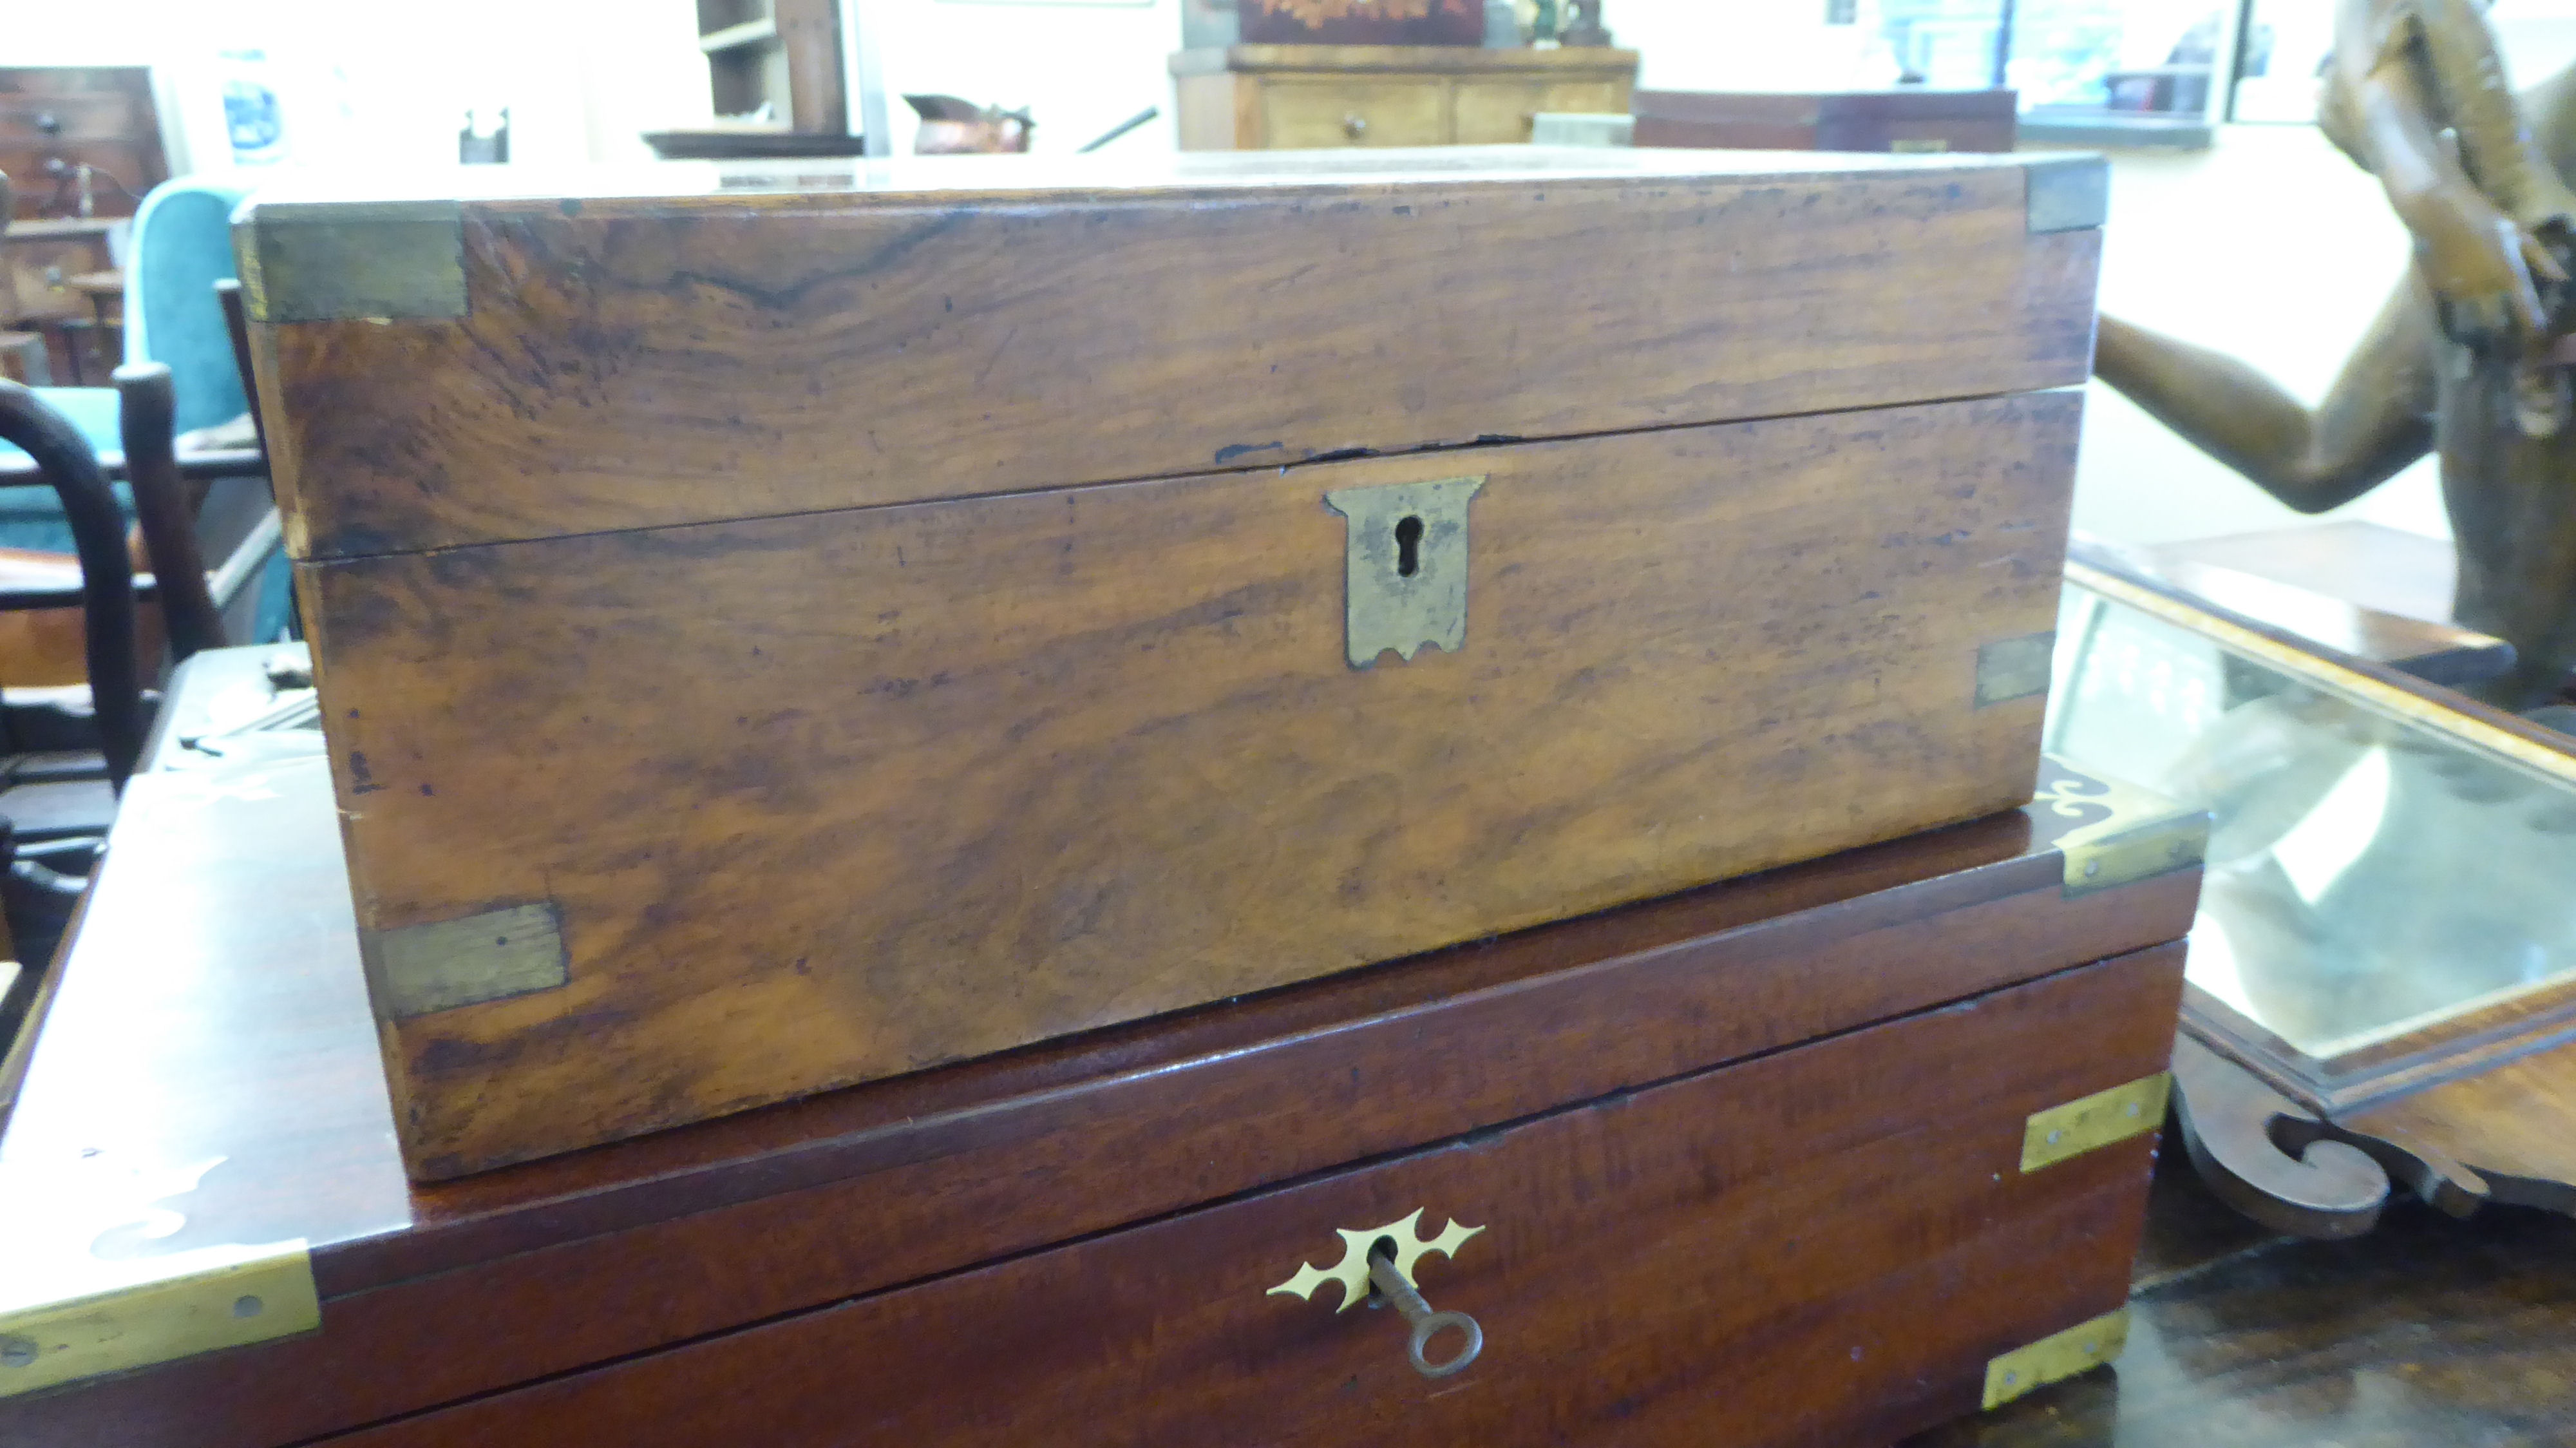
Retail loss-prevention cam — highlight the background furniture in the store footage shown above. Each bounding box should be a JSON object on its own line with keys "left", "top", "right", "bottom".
{"left": 0, "top": 68, "right": 163, "bottom": 222}
{"left": 0, "top": 709, "right": 2196, "bottom": 1445}
{"left": 0, "top": 220, "right": 120, "bottom": 385}
{"left": 0, "top": 173, "right": 283, "bottom": 656}
{"left": 1, "top": 68, "right": 166, "bottom": 385}
{"left": 645, "top": 0, "right": 857, "bottom": 159}
{"left": 1632, "top": 88, "right": 2018, "bottom": 154}
{"left": 1236, "top": 0, "right": 1483, "bottom": 45}
{"left": 700, "top": 0, "right": 845, "bottom": 129}
{"left": 0, "top": 333, "right": 44, "bottom": 385}
{"left": 1171, "top": 45, "right": 1637, "bottom": 148}
{"left": 0, "top": 362, "right": 220, "bottom": 1049}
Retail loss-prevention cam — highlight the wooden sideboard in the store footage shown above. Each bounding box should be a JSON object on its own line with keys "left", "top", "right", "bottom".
{"left": 1170, "top": 45, "right": 1637, "bottom": 149}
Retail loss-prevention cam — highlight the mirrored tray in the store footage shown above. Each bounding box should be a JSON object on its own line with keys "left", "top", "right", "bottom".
{"left": 2050, "top": 548, "right": 2576, "bottom": 1237}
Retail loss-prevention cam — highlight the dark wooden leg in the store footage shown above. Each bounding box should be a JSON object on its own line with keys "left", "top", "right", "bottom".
{"left": 214, "top": 279, "right": 270, "bottom": 459}
{"left": 117, "top": 362, "right": 225, "bottom": 663}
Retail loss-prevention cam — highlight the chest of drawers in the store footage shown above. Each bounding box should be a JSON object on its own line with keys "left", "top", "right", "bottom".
{"left": 1171, "top": 45, "right": 1637, "bottom": 148}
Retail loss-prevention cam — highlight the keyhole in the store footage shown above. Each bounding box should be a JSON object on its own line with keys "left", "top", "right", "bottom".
{"left": 1394, "top": 515, "right": 1424, "bottom": 578}
{"left": 1366, "top": 1236, "right": 1403, "bottom": 1304}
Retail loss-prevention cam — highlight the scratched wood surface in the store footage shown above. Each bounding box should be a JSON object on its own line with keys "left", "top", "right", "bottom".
{"left": 242, "top": 149, "right": 2098, "bottom": 558}
{"left": 302, "top": 393, "right": 2078, "bottom": 1176}
{"left": 313, "top": 949, "right": 2183, "bottom": 1448}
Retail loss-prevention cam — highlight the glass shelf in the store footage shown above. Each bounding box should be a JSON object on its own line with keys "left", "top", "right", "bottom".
{"left": 2047, "top": 571, "right": 2576, "bottom": 1065}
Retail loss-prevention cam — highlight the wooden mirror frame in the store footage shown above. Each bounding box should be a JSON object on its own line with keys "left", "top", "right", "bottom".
{"left": 2064, "top": 552, "right": 2576, "bottom": 1238}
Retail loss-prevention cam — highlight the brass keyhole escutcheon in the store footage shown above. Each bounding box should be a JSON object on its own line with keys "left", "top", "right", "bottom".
{"left": 1324, "top": 477, "right": 1484, "bottom": 669}
{"left": 1267, "top": 1208, "right": 1487, "bottom": 1380}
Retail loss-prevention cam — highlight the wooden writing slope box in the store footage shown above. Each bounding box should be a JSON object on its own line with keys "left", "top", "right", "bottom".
{"left": 235, "top": 148, "right": 2107, "bottom": 1179}
{"left": 0, "top": 694, "right": 2203, "bottom": 1446}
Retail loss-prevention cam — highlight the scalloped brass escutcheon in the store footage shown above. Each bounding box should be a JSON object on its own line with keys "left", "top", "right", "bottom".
{"left": 1323, "top": 477, "right": 1484, "bottom": 669}
{"left": 1267, "top": 1208, "right": 1482, "bottom": 1312}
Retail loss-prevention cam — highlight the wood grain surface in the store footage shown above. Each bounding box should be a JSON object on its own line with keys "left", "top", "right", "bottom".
{"left": 0, "top": 730, "right": 2201, "bottom": 1448}
{"left": 300, "top": 393, "right": 2078, "bottom": 1176}
{"left": 245, "top": 151, "right": 2098, "bottom": 558}
{"left": 316, "top": 947, "right": 2183, "bottom": 1448}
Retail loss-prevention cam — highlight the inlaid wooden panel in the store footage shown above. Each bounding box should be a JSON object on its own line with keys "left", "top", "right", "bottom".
{"left": 302, "top": 392, "right": 2079, "bottom": 1176}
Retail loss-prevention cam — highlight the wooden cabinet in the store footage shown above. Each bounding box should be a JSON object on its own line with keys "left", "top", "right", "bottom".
{"left": 1172, "top": 45, "right": 1638, "bottom": 149}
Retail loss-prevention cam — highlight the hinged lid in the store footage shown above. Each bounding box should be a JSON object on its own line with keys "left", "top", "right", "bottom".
{"left": 236, "top": 146, "right": 2104, "bottom": 560}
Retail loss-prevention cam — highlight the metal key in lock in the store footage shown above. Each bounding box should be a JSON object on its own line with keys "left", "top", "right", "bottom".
{"left": 1366, "top": 1244, "right": 1483, "bottom": 1378}
{"left": 1267, "top": 1208, "right": 1486, "bottom": 1380}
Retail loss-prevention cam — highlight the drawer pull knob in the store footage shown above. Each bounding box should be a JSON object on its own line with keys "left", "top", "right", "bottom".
{"left": 1342, "top": 113, "right": 1368, "bottom": 140}
{"left": 1368, "top": 1245, "right": 1483, "bottom": 1378}
{"left": 1267, "top": 1208, "right": 1486, "bottom": 1379}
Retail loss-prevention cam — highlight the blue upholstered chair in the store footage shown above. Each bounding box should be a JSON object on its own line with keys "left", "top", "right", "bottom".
{"left": 0, "top": 175, "right": 290, "bottom": 642}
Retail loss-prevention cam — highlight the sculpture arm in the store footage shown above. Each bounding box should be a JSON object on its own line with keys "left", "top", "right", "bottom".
{"left": 2327, "top": 0, "right": 2557, "bottom": 338}
{"left": 2093, "top": 281, "right": 2437, "bottom": 514}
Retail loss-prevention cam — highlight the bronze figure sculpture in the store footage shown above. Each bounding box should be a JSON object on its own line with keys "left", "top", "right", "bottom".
{"left": 2096, "top": 0, "right": 2576, "bottom": 709}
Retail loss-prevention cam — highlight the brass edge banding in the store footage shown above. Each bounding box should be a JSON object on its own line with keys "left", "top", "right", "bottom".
{"left": 2029, "top": 759, "right": 2208, "bottom": 897}
{"left": 1983, "top": 1307, "right": 2130, "bottom": 1410}
{"left": 1975, "top": 631, "right": 2057, "bottom": 707}
{"left": 238, "top": 200, "right": 467, "bottom": 323}
{"left": 0, "top": 1242, "right": 319, "bottom": 1398}
{"left": 366, "top": 900, "right": 569, "bottom": 1019}
{"left": 2021, "top": 1071, "right": 2172, "bottom": 1172}
{"left": 2025, "top": 155, "right": 2110, "bottom": 233}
